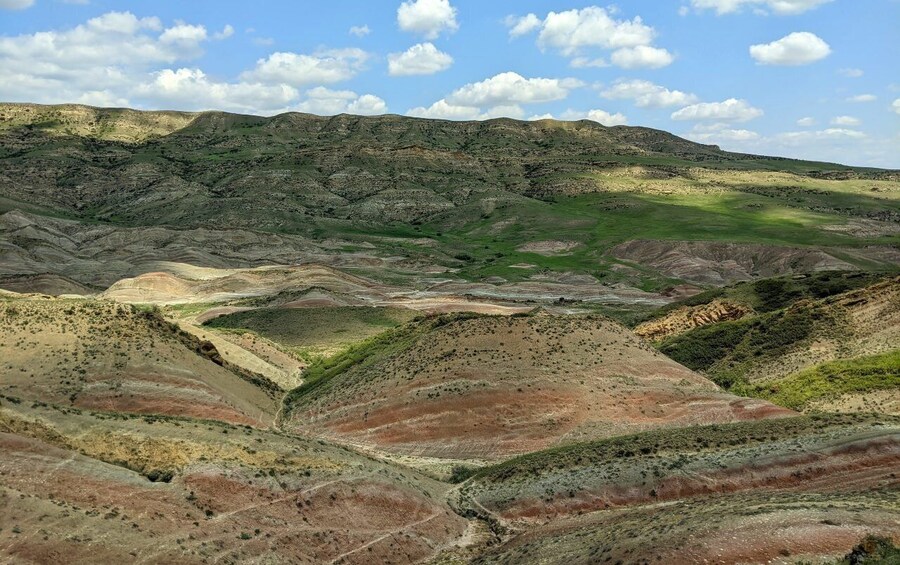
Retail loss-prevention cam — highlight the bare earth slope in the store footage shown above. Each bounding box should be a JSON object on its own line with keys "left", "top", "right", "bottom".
{"left": 461, "top": 414, "right": 900, "bottom": 564}
{"left": 0, "top": 400, "right": 467, "bottom": 564}
{"left": 282, "top": 313, "right": 791, "bottom": 461}
{"left": 0, "top": 297, "right": 277, "bottom": 426}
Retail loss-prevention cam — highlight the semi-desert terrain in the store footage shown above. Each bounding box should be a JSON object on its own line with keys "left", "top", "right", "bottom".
{"left": 1, "top": 104, "right": 898, "bottom": 564}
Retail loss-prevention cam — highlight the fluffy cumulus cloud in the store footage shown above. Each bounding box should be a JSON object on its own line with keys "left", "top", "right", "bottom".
{"left": 294, "top": 87, "right": 386, "bottom": 115}
{"left": 407, "top": 99, "right": 524, "bottom": 120}
{"left": 671, "top": 98, "right": 763, "bottom": 122}
{"left": 561, "top": 109, "right": 628, "bottom": 126}
{"left": 796, "top": 116, "right": 816, "bottom": 126}
{"left": 610, "top": 46, "right": 674, "bottom": 69}
{"left": 397, "top": 0, "right": 458, "bottom": 40}
{"left": 505, "top": 13, "right": 542, "bottom": 37}
{"left": 528, "top": 109, "right": 628, "bottom": 126}
{"left": 507, "top": 6, "right": 674, "bottom": 70}
{"left": 387, "top": 42, "right": 452, "bottom": 76}
{"left": 242, "top": 48, "right": 370, "bottom": 87}
{"left": 893, "top": 99, "right": 900, "bottom": 115}
{"left": 407, "top": 71, "right": 583, "bottom": 121}
{"left": 846, "top": 94, "right": 876, "bottom": 103}
{"left": 0, "top": 11, "right": 215, "bottom": 105}
{"left": 135, "top": 68, "right": 299, "bottom": 114}
{"left": 0, "top": 11, "right": 386, "bottom": 116}
{"left": 830, "top": 115, "right": 860, "bottom": 126}
{"left": 0, "top": 0, "right": 34, "bottom": 9}
{"left": 445, "top": 72, "right": 582, "bottom": 107}
{"left": 600, "top": 79, "right": 698, "bottom": 108}
{"left": 684, "top": 123, "right": 760, "bottom": 143}
{"left": 749, "top": 32, "right": 830, "bottom": 65}
{"left": 689, "top": 0, "right": 832, "bottom": 15}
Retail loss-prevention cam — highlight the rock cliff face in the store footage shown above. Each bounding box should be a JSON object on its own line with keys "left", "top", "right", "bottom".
{"left": 635, "top": 298, "right": 753, "bottom": 341}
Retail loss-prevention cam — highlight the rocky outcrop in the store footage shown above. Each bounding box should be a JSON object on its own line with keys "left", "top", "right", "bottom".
{"left": 635, "top": 299, "right": 753, "bottom": 341}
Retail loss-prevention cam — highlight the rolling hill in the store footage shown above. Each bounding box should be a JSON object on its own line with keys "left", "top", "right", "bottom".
{"left": 281, "top": 312, "right": 791, "bottom": 462}
{"left": 0, "top": 295, "right": 278, "bottom": 426}
{"left": 1, "top": 103, "right": 898, "bottom": 301}
{"left": 1, "top": 102, "right": 898, "bottom": 564}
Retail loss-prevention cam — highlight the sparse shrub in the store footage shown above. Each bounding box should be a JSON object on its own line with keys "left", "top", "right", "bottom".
{"left": 448, "top": 464, "right": 476, "bottom": 483}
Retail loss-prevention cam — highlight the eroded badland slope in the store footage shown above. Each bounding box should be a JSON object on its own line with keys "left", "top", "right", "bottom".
{"left": 282, "top": 313, "right": 791, "bottom": 461}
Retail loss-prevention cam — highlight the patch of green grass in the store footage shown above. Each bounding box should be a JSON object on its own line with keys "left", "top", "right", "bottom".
{"left": 281, "top": 312, "right": 484, "bottom": 415}
{"left": 657, "top": 304, "right": 826, "bottom": 388}
{"left": 203, "top": 306, "right": 418, "bottom": 357}
{"left": 471, "top": 413, "right": 890, "bottom": 484}
{"left": 736, "top": 350, "right": 900, "bottom": 411}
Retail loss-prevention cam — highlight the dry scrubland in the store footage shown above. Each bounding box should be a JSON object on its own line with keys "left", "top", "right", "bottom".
{"left": 282, "top": 313, "right": 791, "bottom": 462}
{"left": 0, "top": 104, "right": 898, "bottom": 564}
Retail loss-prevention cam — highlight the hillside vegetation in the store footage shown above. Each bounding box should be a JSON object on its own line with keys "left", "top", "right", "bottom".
{"left": 0, "top": 296, "right": 278, "bottom": 426}
{"left": 282, "top": 312, "right": 790, "bottom": 461}
{"left": 204, "top": 306, "right": 418, "bottom": 359}
{"left": 1, "top": 103, "right": 898, "bottom": 292}
{"left": 655, "top": 277, "right": 899, "bottom": 388}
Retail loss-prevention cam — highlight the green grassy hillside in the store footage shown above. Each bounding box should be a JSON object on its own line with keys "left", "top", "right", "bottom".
{"left": 203, "top": 305, "right": 418, "bottom": 359}
{"left": 2, "top": 103, "right": 898, "bottom": 289}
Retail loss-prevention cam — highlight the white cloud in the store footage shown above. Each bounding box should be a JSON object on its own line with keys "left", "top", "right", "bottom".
{"left": 397, "top": 0, "right": 458, "bottom": 40}
{"left": 600, "top": 79, "right": 698, "bottom": 108}
{"left": 349, "top": 25, "right": 371, "bottom": 37}
{"left": 610, "top": 45, "right": 674, "bottom": 69}
{"left": 510, "top": 7, "right": 673, "bottom": 70}
{"left": 561, "top": 108, "right": 628, "bottom": 126}
{"left": 570, "top": 56, "right": 609, "bottom": 68}
{"left": 830, "top": 115, "right": 860, "bottom": 126}
{"left": 406, "top": 72, "right": 577, "bottom": 120}
{"left": 505, "top": 13, "right": 541, "bottom": 37}
{"left": 846, "top": 94, "right": 876, "bottom": 103}
{"left": 671, "top": 98, "right": 764, "bottom": 122}
{"left": 347, "top": 94, "right": 388, "bottom": 115}
{"left": 213, "top": 25, "right": 234, "bottom": 40}
{"left": 135, "top": 68, "right": 298, "bottom": 114}
{"left": 749, "top": 32, "right": 830, "bottom": 65}
{"left": 796, "top": 116, "right": 816, "bottom": 126}
{"left": 893, "top": 99, "right": 900, "bottom": 115}
{"left": 445, "top": 72, "right": 582, "bottom": 107}
{"left": 387, "top": 42, "right": 452, "bottom": 76}
{"left": 295, "top": 86, "right": 386, "bottom": 115}
{"left": 0, "top": 11, "right": 212, "bottom": 104}
{"left": 407, "top": 99, "right": 524, "bottom": 120}
{"left": 408, "top": 99, "right": 481, "bottom": 120}
{"left": 838, "top": 67, "right": 863, "bottom": 78}
{"left": 241, "top": 48, "right": 369, "bottom": 87}
{"left": 689, "top": 0, "right": 832, "bottom": 15}
{"left": 159, "top": 23, "right": 208, "bottom": 45}
{"left": 0, "top": 0, "right": 33, "bottom": 8}
{"left": 685, "top": 125, "right": 760, "bottom": 142}
{"left": 537, "top": 7, "right": 656, "bottom": 55}
{"left": 478, "top": 105, "right": 526, "bottom": 120}
{"left": 527, "top": 109, "right": 629, "bottom": 125}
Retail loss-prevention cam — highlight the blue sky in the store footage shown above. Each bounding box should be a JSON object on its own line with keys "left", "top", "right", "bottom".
{"left": 1, "top": 0, "right": 898, "bottom": 167}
